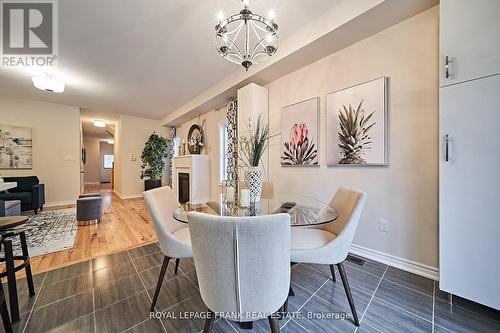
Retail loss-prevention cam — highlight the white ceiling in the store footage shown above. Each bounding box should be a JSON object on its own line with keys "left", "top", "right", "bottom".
{"left": 0, "top": 0, "right": 339, "bottom": 120}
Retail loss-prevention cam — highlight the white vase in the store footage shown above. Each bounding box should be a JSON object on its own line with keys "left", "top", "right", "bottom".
{"left": 244, "top": 166, "right": 263, "bottom": 202}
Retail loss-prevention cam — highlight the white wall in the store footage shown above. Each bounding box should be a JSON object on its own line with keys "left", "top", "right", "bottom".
{"left": 175, "top": 107, "right": 227, "bottom": 197}
{"left": 0, "top": 97, "right": 81, "bottom": 205}
{"left": 114, "top": 115, "right": 167, "bottom": 198}
{"left": 267, "top": 7, "right": 439, "bottom": 268}
{"left": 83, "top": 137, "right": 100, "bottom": 184}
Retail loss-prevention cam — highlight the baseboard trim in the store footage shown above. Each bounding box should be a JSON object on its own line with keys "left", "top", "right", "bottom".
{"left": 45, "top": 200, "right": 75, "bottom": 207}
{"left": 349, "top": 244, "right": 439, "bottom": 281}
{"left": 84, "top": 182, "right": 100, "bottom": 185}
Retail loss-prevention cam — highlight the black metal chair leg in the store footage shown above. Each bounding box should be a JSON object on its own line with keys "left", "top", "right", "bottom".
{"left": 174, "top": 258, "right": 180, "bottom": 275}
{"left": 329, "top": 264, "right": 336, "bottom": 282}
{"left": 0, "top": 276, "right": 12, "bottom": 333}
{"left": 268, "top": 316, "right": 280, "bottom": 333}
{"left": 150, "top": 256, "right": 170, "bottom": 312}
{"left": 4, "top": 240, "right": 19, "bottom": 323}
{"left": 337, "top": 262, "right": 359, "bottom": 326}
{"left": 203, "top": 311, "right": 215, "bottom": 333}
{"left": 20, "top": 232, "right": 35, "bottom": 295}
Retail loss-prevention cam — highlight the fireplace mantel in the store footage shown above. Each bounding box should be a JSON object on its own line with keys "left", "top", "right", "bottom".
{"left": 172, "top": 155, "right": 209, "bottom": 205}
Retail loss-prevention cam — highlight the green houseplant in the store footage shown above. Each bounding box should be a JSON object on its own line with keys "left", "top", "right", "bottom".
{"left": 140, "top": 132, "right": 170, "bottom": 191}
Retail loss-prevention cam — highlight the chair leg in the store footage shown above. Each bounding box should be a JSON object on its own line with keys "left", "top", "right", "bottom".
{"left": 0, "top": 277, "right": 12, "bottom": 333}
{"left": 150, "top": 256, "right": 170, "bottom": 312}
{"left": 4, "top": 240, "right": 19, "bottom": 323}
{"left": 268, "top": 316, "right": 280, "bottom": 333}
{"left": 337, "top": 262, "right": 359, "bottom": 327}
{"left": 20, "top": 232, "right": 35, "bottom": 296}
{"left": 174, "top": 258, "right": 180, "bottom": 274}
{"left": 33, "top": 208, "right": 38, "bottom": 215}
{"left": 329, "top": 264, "right": 336, "bottom": 282}
{"left": 203, "top": 311, "right": 215, "bottom": 333}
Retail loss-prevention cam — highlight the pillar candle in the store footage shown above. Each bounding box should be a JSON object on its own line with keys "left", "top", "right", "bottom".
{"left": 240, "top": 189, "right": 250, "bottom": 208}
{"left": 226, "top": 186, "right": 235, "bottom": 202}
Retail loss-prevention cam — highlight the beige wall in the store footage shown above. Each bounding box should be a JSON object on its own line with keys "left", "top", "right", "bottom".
{"left": 176, "top": 107, "right": 227, "bottom": 197}
{"left": 0, "top": 97, "right": 81, "bottom": 205}
{"left": 114, "top": 115, "right": 167, "bottom": 198}
{"left": 267, "top": 7, "right": 439, "bottom": 268}
{"left": 83, "top": 137, "right": 100, "bottom": 184}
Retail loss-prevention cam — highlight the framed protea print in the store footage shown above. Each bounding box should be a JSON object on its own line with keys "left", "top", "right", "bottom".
{"left": 281, "top": 97, "right": 319, "bottom": 167}
{"left": 326, "top": 77, "right": 388, "bottom": 166}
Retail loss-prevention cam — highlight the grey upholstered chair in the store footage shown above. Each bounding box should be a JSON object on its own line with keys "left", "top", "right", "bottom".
{"left": 188, "top": 212, "right": 291, "bottom": 333}
{"left": 76, "top": 194, "right": 102, "bottom": 224}
{"left": 143, "top": 186, "right": 192, "bottom": 312}
{"left": 290, "top": 187, "right": 366, "bottom": 327}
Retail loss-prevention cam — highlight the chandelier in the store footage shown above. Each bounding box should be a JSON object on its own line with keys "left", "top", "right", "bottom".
{"left": 214, "top": 0, "right": 279, "bottom": 71}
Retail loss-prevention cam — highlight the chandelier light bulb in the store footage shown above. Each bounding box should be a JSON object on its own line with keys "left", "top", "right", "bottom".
{"left": 217, "top": 11, "right": 224, "bottom": 22}
{"left": 242, "top": 0, "right": 250, "bottom": 7}
{"left": 268, "top": 9, "right": 275, "bottom": 20}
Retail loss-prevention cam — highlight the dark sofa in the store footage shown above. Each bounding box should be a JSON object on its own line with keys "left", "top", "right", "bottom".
{"left": 0, "top": 176, "right": 45, "bottom": 214}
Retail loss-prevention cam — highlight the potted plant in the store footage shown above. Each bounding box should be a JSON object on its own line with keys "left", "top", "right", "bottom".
{"left": 239, "top": 114, "right": 274, "bottom": 202}
{"left": 140, "top": 133, "right": 170, "bottom": 191}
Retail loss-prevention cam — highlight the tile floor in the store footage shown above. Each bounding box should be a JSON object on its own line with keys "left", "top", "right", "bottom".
{"left": 3, "top": 243, "right": 500, "bottom": 333}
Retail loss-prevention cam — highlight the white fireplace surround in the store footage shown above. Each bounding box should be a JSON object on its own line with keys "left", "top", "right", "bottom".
{"left": 172, "top": 155, "right": 209, "bottom": 205}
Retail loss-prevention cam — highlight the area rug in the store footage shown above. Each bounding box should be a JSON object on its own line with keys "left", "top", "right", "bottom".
{"left": 2, "top": 208, "right": 77, "bottom": 257}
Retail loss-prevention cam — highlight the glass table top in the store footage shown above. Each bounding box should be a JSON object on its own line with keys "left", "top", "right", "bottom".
{"left": 173, "top": 192, "right": 338, "bottom": 227}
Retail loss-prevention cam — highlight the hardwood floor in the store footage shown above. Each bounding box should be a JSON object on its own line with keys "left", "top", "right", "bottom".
{"left": 7, "top": 184, "right": 158, "bottom": 276}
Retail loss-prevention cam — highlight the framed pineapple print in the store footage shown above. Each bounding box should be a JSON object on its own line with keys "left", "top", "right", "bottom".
{"left": 326, "top": 77, "right": 388, "bottom": 166}
{"left": 281, "top": 97, "right": 319, "bottom": 167}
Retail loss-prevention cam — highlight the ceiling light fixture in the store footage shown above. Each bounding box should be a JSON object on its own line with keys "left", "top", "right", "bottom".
{"left": 215, "top": 0, "right": 279, "bottom": 70}
{"left": 107, "top": 139, "right": 114, "bottom": 144}
{"left": 93, "top": 120, "right": 106, "bottom": 128}
{"left": 32, "top": 76, "right": 65, "bottom": 93}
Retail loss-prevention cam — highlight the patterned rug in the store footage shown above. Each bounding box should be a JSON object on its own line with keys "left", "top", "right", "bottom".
{"left": 2, "top": 208, "right": 77, "bottom": 257}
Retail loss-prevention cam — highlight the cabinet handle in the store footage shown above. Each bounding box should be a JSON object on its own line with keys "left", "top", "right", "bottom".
{"left": 445, "top": 56, "right": 450, "bottom": 79}
{"left": 445, "top": 134, "right": 449, "bottom": 162}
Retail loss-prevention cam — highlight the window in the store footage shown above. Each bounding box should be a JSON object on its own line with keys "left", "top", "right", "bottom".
{"left": 219, "top": 123, "right": 229, "bottom": 183}
{"left": 103, "top": 154, "right": 114, "bottom": 169}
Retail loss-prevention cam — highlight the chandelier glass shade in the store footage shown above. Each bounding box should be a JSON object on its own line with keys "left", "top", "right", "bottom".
{"left": 215, "top": 1, "right": 279, "bottom": 70}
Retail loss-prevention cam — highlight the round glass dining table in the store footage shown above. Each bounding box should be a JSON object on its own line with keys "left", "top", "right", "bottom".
{"left": 173, "top": 192, "right": 338, "bottom": 226}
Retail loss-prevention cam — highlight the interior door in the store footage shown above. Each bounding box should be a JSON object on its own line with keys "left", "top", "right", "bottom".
{"left": 440, "top": 0, "right": 500, "bottom": 87}
{"left": 439, "top": 74, "right": 500, "bottom": 309}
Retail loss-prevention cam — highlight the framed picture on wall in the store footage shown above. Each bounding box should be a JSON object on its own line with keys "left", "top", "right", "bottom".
{"left": 281, "top": 97, "right": 319, "bottom": 167}
{"left": 326, "top": 77, "right": 388, "bottom": 166}
{"left": 0, "top": 124, "right": 33, "bottom": 169}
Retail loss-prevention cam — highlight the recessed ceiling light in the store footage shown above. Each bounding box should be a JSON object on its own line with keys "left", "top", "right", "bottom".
{"left": 107, "top": 139, "right": 114, "bottom": 144}
{"left": 94, "top": 120, "right": 106, "bottom": 128}
{"left": 32, "top": 76, "right": 65, "bottom": 93}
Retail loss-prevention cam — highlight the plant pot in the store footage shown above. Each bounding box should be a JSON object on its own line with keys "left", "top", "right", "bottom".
{"left": 244, "top": 167, "right": 263, "bottom": 203}
{"left": 144, "top": 179, "right": 162, "bottom": 191}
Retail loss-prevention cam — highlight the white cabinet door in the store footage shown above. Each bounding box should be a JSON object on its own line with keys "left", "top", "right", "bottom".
{"left": 439, "top": 74, "right": 500, "bottom": 310}
{"left": 440, "top": 0, "right": 500, "bottom": 87}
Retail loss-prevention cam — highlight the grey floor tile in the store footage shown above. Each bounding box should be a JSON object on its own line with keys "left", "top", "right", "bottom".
{"left": 288, "top": 283, "right": 314, "bottom": 313}
{"left": 178, "top": 258, "right": 196, "bottom": 274}
{"left": 209, "top": 318, "right": 238, "bottom": 333}
{"left": 147, "top": 274, "right": 199, "bottom": 311}
{"left": 160, "top": 293, "right": 208, "bottom": 333}
{"left": 139, "top": 263, "right": 179, "bottom": 290}
{"left": 434, "top": 298, "right": 500, "bottom": 333}
{"left": 93, "top": 259, "right": 137, "bottom": 287}
{"left": 434, "top": 281, "right": 451, "bottom": 302}
{"left": 44, "top": 261, "right": 92, "bottom": 285}
{"left": 124, "top": 318, "right": 165, "bottom": 332}
{"left": 185, "top": 270, "right": 199, "bottom": 288}
{"left": 4, "top": 287, "right": 37, "bottom": 315}
{"left": 362, "top": 298, "right": 432, "bottom": 333}
{"left": 433, "top": 324, "right": 454, "bottom": 333}
{"left": 24, "top": 291, "right": 94, "bottom": 333}
{"left": 374, "top": 279, "right": 433, "bottom": 321}
{"left": 133, "top": 251, "right": 165, "bottom": 272}
{"left": 451, "top": 295, "right": 500, "bottom": 322}
{"left": 95, "top": 291, "right": 152, "bottom": 333}
{"left": 47, "top": 313, "right": 94, "bottom": 333}
{"left": 94, "top": 273, "right": 145, "bottom": 310}
{"left": 344, "top": 255, "right": 388, "bottom": 278}
{"left": 35, "top": 273, "right": 93, "bottom": 308}
{"left": 2, "top": 272, "right": 46, "bottom": 296}
{"left": 315, "top": 278, "right": 372, "bottom": 316}
{"left": 293, "top": 295, "right": 357, "bottom": 333}
{"left": 336, "top": 264, "right": 381, "bottom": 296}
{"left": 92, "top": 251, "right": 131, "bottom": 271}
{"left": 229, "top": 317, "right": 285, "bottom": 333}
{"left": 383, "top": 267, "right": 433, "bottom": 295}
{"left": 3, "top": 315, "right": 29, "bottom": 333}
{"left": 282, "top": 319, "right": 311, "bottom": 332}
{"left": 291, "top": 264, "right": 330, "bottom": 294}
{"left": 301, "top": 263, "right": 334, "bottom": 278}
{"left": 356, "top": 323, "right": 383, "bottom": 333}
{"left": 128, "top": 243, "right": 160, "bottom": 259}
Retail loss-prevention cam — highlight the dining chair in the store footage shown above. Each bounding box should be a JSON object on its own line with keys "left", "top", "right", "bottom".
{"left": 290, "top": 187, "right": 366, "bottom": 327}
{"left": 143, "top": 186, "right": 193, "bottom": 312}
{"left": 187, "top": 212, "right": 291, "bottom": 333}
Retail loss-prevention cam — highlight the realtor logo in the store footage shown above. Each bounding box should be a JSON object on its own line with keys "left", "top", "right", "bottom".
{"left": 1, "top": 0, "right": 58, "bottom": 66}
